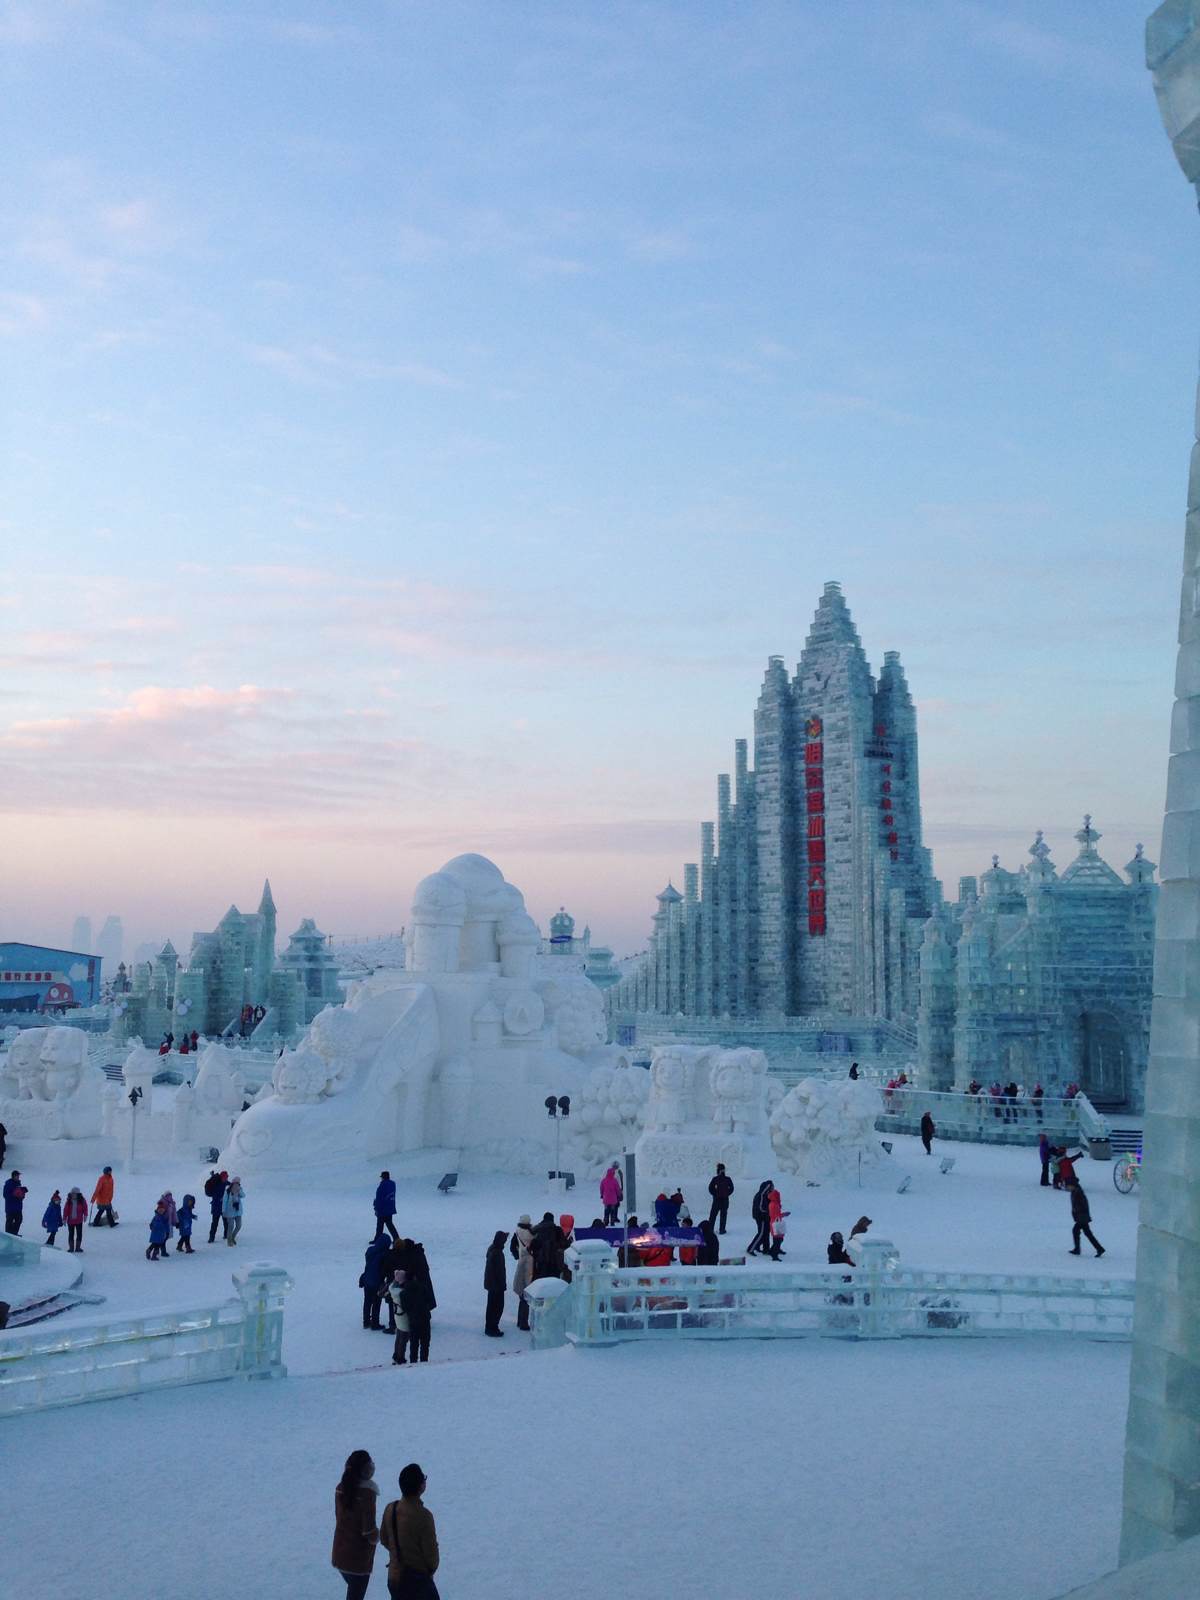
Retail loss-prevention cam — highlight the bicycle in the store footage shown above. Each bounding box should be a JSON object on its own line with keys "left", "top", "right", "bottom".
{"left": 1113, "top": 1153, "right": 1142, "bottom": 1194}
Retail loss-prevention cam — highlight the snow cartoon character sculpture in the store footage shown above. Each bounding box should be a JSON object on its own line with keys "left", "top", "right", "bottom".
{"left": 711, "top": 1047, "right": 762, "bottom": 1137}
{"left": 219, "top": 854, "right": 620, "bottom": 1176}
{"left": 0, "top": 1027, "right": 104, "bottom": 1139}
{"left": 646, "top": 1050, "right": 690, "bottom": 1134}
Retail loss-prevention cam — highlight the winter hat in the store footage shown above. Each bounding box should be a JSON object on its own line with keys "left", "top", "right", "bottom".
{"left": 518, "top": 1214, "right": 531, "bottom": 1226}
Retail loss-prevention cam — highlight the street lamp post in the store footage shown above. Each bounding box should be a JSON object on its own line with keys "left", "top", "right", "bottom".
{"left": 127, "top": 1085, "right": 144, "bottom": 1174}
{"left": 544, "top": 1094, "right": 570, "bottom": 1193}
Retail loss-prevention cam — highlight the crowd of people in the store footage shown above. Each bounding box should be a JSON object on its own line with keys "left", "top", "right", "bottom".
{"left": 1, "top": 1163, "right": 248, "bottom": 1259}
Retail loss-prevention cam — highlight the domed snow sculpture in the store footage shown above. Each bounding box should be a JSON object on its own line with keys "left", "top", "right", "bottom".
{"left": 220, "top": 855, "right": 614, "bottom": 1174}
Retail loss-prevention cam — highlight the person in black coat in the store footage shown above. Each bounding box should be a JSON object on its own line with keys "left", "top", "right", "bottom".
{"left": 747, "top": 1180, "right": 772, "bottom": 1256}
{"left": 400, "top": 1272, "right": 435, "bottom": 1363}
{"left": 530, "top": 1212, "right": 567, "bottom": 1279}
{"left": 361, "top": 1235, "right": 391, "bottom": 1329}
{"left": 827, "top": 1230, "right": 855, "bottom": 1267}
{"left": 696, "top": 1218, "right": 720, "bottom": 1266}
{"left": 920, "top": 1110, "right": 935, "bottom": 1156}
{"left": 707, "top": 1164, "right": 734, "bottom": 1234}
{"left": 484, "top": 1230, "right": 507, "bottom": 1336}
{"left": 1067, "top": 1179, "right": 1105, "bottom": 1258}
{"left": 204, "top": 1170, "right": 228, "bottom": 1244}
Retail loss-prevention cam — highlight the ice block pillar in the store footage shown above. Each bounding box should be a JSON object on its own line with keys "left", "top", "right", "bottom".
{"left": 1121, "top": 4, "right": 1200, "bottom": 1563}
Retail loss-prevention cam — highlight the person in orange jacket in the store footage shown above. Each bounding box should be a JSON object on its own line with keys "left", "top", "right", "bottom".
{"left": 90, "top": 1166, "right": 117, "bottom": 1227}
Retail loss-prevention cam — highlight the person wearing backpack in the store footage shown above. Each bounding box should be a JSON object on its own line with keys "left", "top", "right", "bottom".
{"left": 380, "top": 1463, "right": 440, "bottom": 1598}
{"left": 204, "top": 1170, "right": 228, "bottom": 1243}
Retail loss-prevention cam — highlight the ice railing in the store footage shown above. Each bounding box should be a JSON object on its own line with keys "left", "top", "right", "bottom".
{"left": 542, "top": 1240, "right": 1133, "bottom": 1347}
{"left": 874, "top": 1086, "right": 1109, "bottom": 1144}
{"left": 0, "top": 1262, "right": 292, "bottom": 1416}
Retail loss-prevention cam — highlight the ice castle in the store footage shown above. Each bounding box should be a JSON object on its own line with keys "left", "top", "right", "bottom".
{"left": 919, "top": 822, "right": 1157, "bottom": 1110}
{"left": 608, "top": 583, "right": 940, "bottom": 1024}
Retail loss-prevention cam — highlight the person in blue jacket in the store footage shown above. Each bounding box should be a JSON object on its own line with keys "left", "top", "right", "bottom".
{"left": 653, "top": 1190, "right": 682, "bottom": 1229}
{"left": 146, "top": 1201, "right": 171, "bottom": 1260}
{"left": 373, "top": 1171, "right": 399, "bottom": 1243}
{"left": 43, "top": 1189, "right": 63, "bottom": 1246}
{"left": 175, "top": 1194, "right": 196, "bottom": 1254}
{"left": 361, "top": 1234, "right": 392, "bottom": 1329}
{"left": 4, "top": 1170, "right": 28, "bottom": 1235}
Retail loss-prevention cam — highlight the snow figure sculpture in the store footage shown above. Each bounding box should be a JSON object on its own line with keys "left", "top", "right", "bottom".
{"left": 573, "top": 1059, "right": 649, "bottom": 1172}
{"left": 634, "top": 1044, "right": 777, "bottom": 1197}
{"left": 770, "top": 1075, "right": 894, "bottom": 1186}
{"left": 711, "top": 1047, "right": 764, "bottom": 1136}
{"left": 0, "top": 1026, "right": 104, "bottom": 1139}
{"left": 220, "top": 854, "right": 621, "bottom": 1175}
{"left": 646, "top": 1049, "right": 690, "bottom": 1134}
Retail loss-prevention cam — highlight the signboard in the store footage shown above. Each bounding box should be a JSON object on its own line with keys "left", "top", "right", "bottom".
{"left": 0, "top": 943, "right": 101, "bottom": 1013}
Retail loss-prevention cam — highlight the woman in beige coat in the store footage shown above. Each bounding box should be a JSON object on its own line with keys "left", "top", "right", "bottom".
{"left": 332, "top": 1448, "right": 379, "bottom": 1599}
{"left": 511, "top": 1213, "right": 534, "bottom": 1331}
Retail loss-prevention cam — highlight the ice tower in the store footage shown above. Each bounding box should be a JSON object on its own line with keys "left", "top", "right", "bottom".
{"left": 608, "top": 583, "right": 940, "bottom": 1024}
{"left": 1120, "top": 3, "right": 1200, "bottom": 1561}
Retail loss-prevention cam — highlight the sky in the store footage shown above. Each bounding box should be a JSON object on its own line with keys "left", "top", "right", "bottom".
{"left": 1, "top": 0, "right": 1197, "bottom": 960}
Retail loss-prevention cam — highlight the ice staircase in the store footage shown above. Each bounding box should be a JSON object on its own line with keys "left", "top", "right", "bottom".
{"left": 0, "top": 1233, "right": 105, "bottom": 1331}
{"left": 1109, "top": 1128, "right": 1143, "bottom": 1156}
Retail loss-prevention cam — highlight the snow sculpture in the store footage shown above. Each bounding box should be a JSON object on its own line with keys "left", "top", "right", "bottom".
{"left": 711, "top": 1046, "right": 769, "bottom": 1136}
{"left": 634, "top": 1044, "right": 777, "bottom": 1197}
{"left": 646, "top": 1049, "right": 690, "bottom": 1134}
{"left": 272, "top": 1047, "right": 328, "bottom": 1105}
{"left": 770, "top": 1076, "right": 894, "bottom": 1186}
{"left": 121, "top": 1042, "right": 159, "bottom": 1103}
{"left": 220, "top": 854, "right": 618, "bottom": 1175}
{"left": 573, "top": 1059, "right": 649, "bottom": 1171}
{"left": 0, "top": 1026, "right": 104, "bottom": 1139}
{"left": 192, "top": 1043, "right": 244, "bottom": 1118}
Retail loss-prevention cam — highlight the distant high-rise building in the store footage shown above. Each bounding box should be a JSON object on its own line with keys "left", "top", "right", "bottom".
{"left": 95, "top": 915, "right": 124, "bottom": 969}
{"left": 70, "top": 915, "right": 92, "bottom": 953}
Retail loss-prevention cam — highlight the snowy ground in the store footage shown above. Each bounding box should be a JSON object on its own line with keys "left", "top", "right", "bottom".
{"left": 2, "top": 1132, "right": 1138, "bottom": 1599}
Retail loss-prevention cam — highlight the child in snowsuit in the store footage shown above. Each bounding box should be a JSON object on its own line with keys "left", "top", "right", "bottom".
{"left": 43, "top": 1191, "right": 63, "bottom": 1247}
{"left": 147, "top": 1201, "right": 171, "bottom": 1260}
{"left": 176, "top": 1195, "right": 196, "bottom": 1253}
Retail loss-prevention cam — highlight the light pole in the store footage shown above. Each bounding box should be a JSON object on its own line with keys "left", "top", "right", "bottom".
{"left": 127, "top": 1085, "right": 143, "bottom": 1174}
{"left": 544, "top": 1094, "right": 570, "bottom": 1193}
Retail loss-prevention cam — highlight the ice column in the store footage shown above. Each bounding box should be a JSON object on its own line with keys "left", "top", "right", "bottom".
{"left": 1121, "top": 4, "right": 1200, "bottom": 1562}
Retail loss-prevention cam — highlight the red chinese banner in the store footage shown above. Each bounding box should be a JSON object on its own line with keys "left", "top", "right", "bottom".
{"left": 806, "top": 716, "right": 826, "bottom": 934}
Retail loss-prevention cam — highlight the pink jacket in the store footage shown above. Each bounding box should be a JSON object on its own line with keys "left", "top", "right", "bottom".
{"left": 599, "top": 1170, "right": 622, "bottom": 1205}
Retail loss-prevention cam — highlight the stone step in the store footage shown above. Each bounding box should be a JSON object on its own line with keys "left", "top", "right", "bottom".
{"left": 1109, "top": 1129, "right": 1143, "bottom": 1154}
{"left": 6, "top": 1289, "right": 106, "bottom": 1328}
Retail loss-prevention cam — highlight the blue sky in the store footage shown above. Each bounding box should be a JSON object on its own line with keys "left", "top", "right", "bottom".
{"left": 1, "top": 0, "right": 1195, "bottom": 956}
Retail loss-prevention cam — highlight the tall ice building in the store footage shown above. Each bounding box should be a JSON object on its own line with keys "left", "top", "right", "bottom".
{"left": 610, "top": 583, "right": 940, "bottom": 1023}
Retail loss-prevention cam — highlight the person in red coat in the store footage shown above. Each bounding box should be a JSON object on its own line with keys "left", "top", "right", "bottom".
{"left": 767, "top": 1186, "right": 789, "bottom": 1260}
{"left": 63, "top": 1188, "right": 87, "bottom": 1252}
